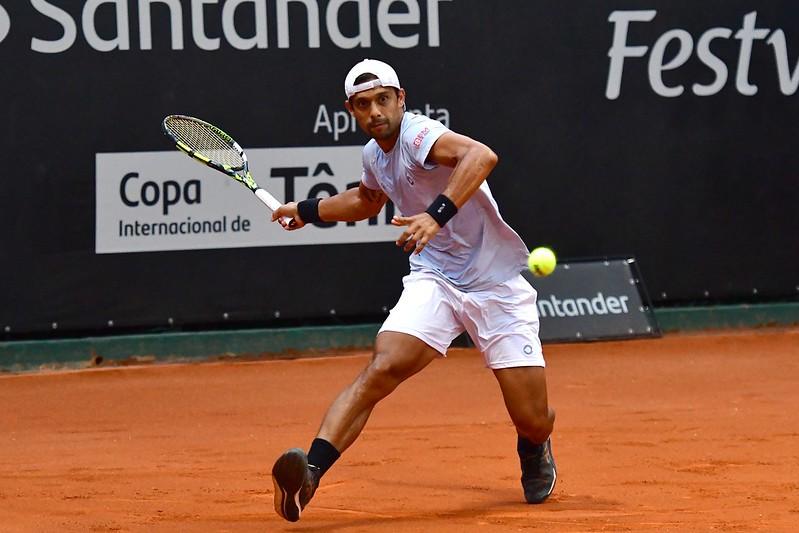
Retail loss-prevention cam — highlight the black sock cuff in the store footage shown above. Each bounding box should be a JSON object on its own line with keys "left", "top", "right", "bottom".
{"left": 308, "top": 438, "right": 340, "bottom": 476}
{"left": 517, "top": 435, "right": 544, "bottom": 455}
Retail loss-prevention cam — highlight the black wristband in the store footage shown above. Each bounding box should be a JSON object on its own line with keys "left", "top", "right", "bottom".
{"left": 425, "top": 194, "right": 458, "bottom": 227}
{"left": 297, "top": 197, "right": 322, "bottom": 224}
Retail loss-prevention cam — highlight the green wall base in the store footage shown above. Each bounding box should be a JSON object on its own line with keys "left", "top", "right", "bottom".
{"left": 0, "top": 324, "right": 381, "bottom": 373}
{"left": 654, "top": 302, "right": 799, "bottom": 332}
{"left": 2, "top": 303, "right": 798, "bottom": 372}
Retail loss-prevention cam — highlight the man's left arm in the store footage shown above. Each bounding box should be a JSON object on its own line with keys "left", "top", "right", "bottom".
{"left": 429, "top": 131, "right": 499, "bottom": 207}
{"left": 392, "top": 132, "right": 498, "bottom": 253}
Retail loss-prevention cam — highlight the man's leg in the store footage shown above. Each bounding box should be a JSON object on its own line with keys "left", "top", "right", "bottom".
{"left": 317, "top": 331, "right": 440, "bottom": 451}
{"left": 493, "top": 366, "right": 557, "bottom": 503}
{"left": 460, "top": 274, "right": 555, "bottom": 503}
{"left": 493, "top": 366, "right": 554, "bottom": 443}
{"left": 272, "top": 331, "right": 439, "bottom": 522}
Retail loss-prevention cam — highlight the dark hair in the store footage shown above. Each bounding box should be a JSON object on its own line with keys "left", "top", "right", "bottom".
{"left": 354, "top": 73, "right": 379, "bottom": 84}
{"left": 349, "top": 72, "right": 400, "bottom": 102}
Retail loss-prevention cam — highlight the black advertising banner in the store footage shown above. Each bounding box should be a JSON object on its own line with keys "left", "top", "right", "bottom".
{"left": 524, "top": 259, "right": 659, "bottom": 343}
{"left": 1, "top": 1, "right": 797, "bottom": 337}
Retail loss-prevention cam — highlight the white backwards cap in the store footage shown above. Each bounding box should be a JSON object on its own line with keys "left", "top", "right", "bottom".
{"left": 344, "top": 59, "right": 401, "bottom": 98}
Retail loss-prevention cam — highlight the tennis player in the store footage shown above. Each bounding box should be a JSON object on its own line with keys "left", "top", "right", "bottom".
{"left": 269, "top": 59, "right": 556, "bottom": 522}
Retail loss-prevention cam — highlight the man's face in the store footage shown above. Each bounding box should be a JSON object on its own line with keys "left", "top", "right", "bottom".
{"left": 345, "top": 86, "right": 406, "bottom": 142}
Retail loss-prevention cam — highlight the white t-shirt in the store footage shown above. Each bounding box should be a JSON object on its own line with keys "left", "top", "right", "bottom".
{"left": 361, "top": 112, "right": 529, "bottom": 292}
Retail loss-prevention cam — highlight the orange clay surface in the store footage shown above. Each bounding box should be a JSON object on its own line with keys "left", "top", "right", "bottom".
{"left": 1, "top": 328, "right": 798, "bottom": 532}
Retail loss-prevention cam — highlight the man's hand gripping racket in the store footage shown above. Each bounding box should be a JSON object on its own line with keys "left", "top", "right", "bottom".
{"left": 161, "top": 115, "right": 294, "bottom": 227}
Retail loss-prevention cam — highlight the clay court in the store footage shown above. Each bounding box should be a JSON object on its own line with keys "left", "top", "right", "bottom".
{"left": 1, "top": 328, "right": 798, "bottom": 532}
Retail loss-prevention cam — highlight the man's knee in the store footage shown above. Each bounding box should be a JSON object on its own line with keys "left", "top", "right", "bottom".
{"left": 516, "top": 407, "right": 555, "bottom": 444}
{"left": 359, "top": 352, "right": 406, "bottom": 398}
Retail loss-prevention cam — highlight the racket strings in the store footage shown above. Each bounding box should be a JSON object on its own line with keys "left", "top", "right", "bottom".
{"left": 166, "top": 117, "right": 245, "bottom": 169}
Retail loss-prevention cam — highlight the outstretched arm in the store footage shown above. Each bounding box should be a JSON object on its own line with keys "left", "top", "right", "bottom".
{"left": 272, "top": 182, "right": 388, "bottom": 230}
{"left": 392, "top": 132, "right": 498, "bottom": 253}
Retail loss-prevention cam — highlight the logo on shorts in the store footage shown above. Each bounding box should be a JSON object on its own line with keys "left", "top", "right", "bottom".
{"left": 523, "top": 344, "right": 533, "bottom": 355}
{"left": 0, "top": 4, "right": 10, "bottom": 45}
{"left": 405, "top": 173, "right": 415, "bottom": 186}
{"left": 413, "top": 127, "right": 430, "bottom": 148}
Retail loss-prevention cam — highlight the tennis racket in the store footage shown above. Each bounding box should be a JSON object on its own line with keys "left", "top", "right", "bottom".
{"left": 161, "top": 115, "right": 291, "bottom": 223}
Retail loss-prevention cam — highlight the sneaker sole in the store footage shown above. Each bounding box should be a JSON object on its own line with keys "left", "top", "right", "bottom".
{"left": 272, "top": 448, "right": 309, "bottom": 522}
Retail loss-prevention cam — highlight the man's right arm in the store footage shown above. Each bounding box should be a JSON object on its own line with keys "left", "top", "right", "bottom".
{"left": 272, "top": 182, "right": 387, "bottom": 229}
{"left": 319, "top": 182, "right": 388, "bottom": 222}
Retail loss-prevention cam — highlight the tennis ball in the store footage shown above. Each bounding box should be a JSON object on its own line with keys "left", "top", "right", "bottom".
{"left": 528, "top": 247, "right": 557, "bottom": 277}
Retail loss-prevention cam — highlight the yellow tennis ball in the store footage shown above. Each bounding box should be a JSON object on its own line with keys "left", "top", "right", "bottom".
{"left": 528, "top": 247, "right": 557, "bottom": 277}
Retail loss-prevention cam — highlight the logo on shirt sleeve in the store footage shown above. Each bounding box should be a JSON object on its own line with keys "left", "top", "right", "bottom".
{"left": 412, "top": 127, "right": 431, "bottom": 148}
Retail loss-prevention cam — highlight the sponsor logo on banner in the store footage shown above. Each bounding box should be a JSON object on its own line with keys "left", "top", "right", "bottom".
{"left": 313, "top": 103, "right": 450, "bottom": 142}
{"left": 522, "top": 259, "right": 659, "bottom": 342}
{"left": 95, "top": 146, "right": 399, "bottom": 254}
{"left": 0, "top": 3, "right": 9, "bottom": 44}
{"left": 24, "top": 0, "right": 451, "bottom": 54}
{"left": 606, "top": 10, "right": 799, "bottom": 99}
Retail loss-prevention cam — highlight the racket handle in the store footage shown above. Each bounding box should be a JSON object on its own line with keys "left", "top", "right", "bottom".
{"left": 254, "top": 188, "right": 293, "bottom": 225}
{"left": 254, "top": 188, "right": 281, "bottom": 211}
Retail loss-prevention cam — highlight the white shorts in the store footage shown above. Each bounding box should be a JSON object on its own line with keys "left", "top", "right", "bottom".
{"left": 379, "top": 272, "right": 545, "bottom": 369}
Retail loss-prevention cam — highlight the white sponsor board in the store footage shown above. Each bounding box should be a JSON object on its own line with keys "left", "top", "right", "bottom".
{"left": 96, "top": 146, "right": 399, "bottom": 254}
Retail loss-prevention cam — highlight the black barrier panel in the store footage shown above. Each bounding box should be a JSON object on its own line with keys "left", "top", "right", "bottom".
{"left": 1, "top": 1, "right": 798, "bottom": 338}
{"left": 523, "top": 259, "right": 659, "bottom": 343}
